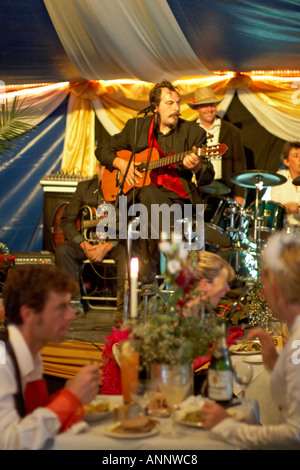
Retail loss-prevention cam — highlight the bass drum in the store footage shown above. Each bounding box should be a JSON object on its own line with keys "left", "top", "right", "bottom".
{"left": 217, "top": 248, "right": 258, "bottom": 281}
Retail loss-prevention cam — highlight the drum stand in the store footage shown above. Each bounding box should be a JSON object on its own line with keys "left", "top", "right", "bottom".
{"left": 251, "top": 176, "right": 273, "bottom": 279}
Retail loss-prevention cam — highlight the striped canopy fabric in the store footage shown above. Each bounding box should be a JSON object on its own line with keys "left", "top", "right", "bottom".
{"left": 1, "top": 0, "right": 300, "bottom": 85}
{"left": 0, "top": 0, "right": 300, "bottom": 252}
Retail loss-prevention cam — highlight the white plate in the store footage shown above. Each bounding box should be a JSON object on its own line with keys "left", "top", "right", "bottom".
{"left": 103, "top": 421, "right": 160, "bottom": 439}
{"left": 84, "top": 397, "right": 115, "bottom": 422}
{"left": 243, "top": 355, "right": 263, "bottom": 364}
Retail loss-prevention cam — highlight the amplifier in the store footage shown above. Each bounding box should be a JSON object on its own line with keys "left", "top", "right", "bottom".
{"left": 11, "top": 251, "right": 55, "bottom": 265}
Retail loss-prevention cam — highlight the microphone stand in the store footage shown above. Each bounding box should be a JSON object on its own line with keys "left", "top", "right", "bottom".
{"left": 113, "top": 110, "right": 154, "bottom": 320}
{"left": 114, "top": 111, "right": 152, "bottom": 210}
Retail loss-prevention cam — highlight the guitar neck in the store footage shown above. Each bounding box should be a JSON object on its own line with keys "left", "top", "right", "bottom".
{"left": 146, "top": 145, "right": 225, "bottom": 171}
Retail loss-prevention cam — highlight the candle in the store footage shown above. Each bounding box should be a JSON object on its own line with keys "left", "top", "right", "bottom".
{"left": 130, "top": 257, "right": 139, "bottom": 318}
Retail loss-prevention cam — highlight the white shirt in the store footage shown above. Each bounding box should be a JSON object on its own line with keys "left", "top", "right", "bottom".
{"left": 0, "top": 325, "right": 60, "bottom": 450}
{"left": 263, "top": 169, "right": 300, "bottom": 227}
{"left": 197, "top": 117, "right": 222, "bottom": 179}
{"left": 210, "top": 316, "right": 300, "bottom": 449}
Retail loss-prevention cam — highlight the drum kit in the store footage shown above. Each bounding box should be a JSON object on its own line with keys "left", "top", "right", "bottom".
{"left": 203, "top": 170, "right": 288, "bottom": 279}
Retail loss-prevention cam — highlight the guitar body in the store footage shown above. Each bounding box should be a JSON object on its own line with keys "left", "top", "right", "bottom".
{"left": 101, "top": 144, "right": 228, "bottom": 201}
{"left": 101, "top": 148, "right": 160, "bottom": 201}
{"left": 51, "top": 204, "right": 101, "bottom": 248}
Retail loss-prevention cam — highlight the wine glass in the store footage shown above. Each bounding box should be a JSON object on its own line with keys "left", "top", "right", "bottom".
{"left": 130, "top": 379, "right": 152, "bottom": 416}
{"left": 233, "top": 362, "right": 253, "bottom": 399}
{"left": 151, "top": 364, "right": 193, "bottom": 437}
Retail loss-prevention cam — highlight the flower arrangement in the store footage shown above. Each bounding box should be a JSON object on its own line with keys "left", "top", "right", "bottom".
{"left": 123, "top": 238, "right": 222, "bottom": 369}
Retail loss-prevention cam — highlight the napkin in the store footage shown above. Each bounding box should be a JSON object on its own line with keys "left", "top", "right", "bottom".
{"left": 67, "top": 421, "right": 90, "bottom": 434}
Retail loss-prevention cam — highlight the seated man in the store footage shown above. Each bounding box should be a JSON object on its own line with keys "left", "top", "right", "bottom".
{"left": 55, "top": 163, "right": 127, "bottom": 319}
{"left": 0, "top": 264, "right": 99, "bottom": 450}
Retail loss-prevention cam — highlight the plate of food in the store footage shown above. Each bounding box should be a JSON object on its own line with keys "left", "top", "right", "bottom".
{"left": 175, "top": 408, "right": 204, "bottom": 428}
{"left": 104, "top": 416, "right": 160, "bottom": 439}
{"left": 84, "top": 396, "right": 115, "bottom": 422}
{"left": 229, "top": 340, "right": 262, "bottom": 355}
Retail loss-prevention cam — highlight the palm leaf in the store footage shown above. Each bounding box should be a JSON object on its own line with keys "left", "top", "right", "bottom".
{"left": 0, "top": 96, "right": 35, "bottom": 156}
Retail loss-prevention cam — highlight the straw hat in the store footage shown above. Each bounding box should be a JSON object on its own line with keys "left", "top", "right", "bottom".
{"left": 187, "top": 87, "right": 222, "bottom": 108}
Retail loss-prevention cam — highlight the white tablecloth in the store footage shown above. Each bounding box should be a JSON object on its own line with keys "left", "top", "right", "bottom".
{"left": 47, "top": 395, "right": 259, "bottom": 451}
{"left": 231, "top": 354, "right": 281, "bottom": 425}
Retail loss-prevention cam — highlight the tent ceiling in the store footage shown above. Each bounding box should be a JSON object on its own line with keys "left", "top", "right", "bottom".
{"left": 1, "top": 0, "right": 300, "bottom": 86}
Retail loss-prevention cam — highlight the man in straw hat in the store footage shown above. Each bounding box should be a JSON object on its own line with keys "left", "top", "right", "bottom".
{"left": 188, "top": 86, "right": 246, "bottom": 206}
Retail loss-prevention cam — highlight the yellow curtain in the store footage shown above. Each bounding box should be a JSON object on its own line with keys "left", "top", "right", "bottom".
{"left": 61, "top": 81, "right": 102, "bottom": 176}
{"left": 60, "top": 75, "right": 300, "bottom": 175}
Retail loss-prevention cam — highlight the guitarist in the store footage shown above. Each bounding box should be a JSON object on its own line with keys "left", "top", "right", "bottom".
{"left": 55, "top": 163, "right": 127, "bottom": 321}
{"left": 96, "top": 80, "right": 215, "bottom": 290}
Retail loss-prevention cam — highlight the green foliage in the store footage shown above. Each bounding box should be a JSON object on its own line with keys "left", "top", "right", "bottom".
{"left": 0, "top": 96, "right": 34, "bottom": 156}
{"left": 243, "top": 279, "right": 274, "bottom": 327}
{"left": 127, "top": 310, "right": 221, "bottom": 368}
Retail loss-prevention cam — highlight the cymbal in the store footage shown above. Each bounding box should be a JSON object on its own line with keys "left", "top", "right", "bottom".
{"left": 201, "top": 181, "right": 230, "bottom": 195}
{"left": 231, "top": 170, "right": 287, "bottom": 188}
{"left": 293, "top": 176, "right": 300, "bottom": 186}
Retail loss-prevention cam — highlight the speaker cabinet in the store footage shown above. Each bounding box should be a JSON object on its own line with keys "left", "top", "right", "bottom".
{"left": 42, "top": 192, "right": 73, "bottom": 252}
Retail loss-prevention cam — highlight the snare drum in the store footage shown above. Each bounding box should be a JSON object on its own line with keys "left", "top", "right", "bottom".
{"left": 247, "top": 200, "right": 286, "bottom": 242}
{"left": 204, "top": 195, "right": 242, "bottom": 248}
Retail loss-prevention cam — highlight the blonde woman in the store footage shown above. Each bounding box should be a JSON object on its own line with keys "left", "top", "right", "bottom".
{"left": 201, "top": 231, "right": 300, "bottom": 449}
{"left": 183, "top": 251, "right": 235, "bottom": 316}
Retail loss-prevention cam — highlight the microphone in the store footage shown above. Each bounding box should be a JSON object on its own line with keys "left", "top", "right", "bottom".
{"left": 137, "top": 103, "right": 155, "bottom": 115}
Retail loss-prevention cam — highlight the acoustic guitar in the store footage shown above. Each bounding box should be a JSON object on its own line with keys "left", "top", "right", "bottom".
{"left": 101, "top": 143, "right": 228, "bottom": 201}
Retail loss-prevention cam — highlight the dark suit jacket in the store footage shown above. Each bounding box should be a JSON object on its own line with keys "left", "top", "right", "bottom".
{"left": 218, "top": 119, "right": 247, "bottom": 199}
{"left": 96, "top": 115, "right": 215, "bottom": 206}
{"left": 60, "top": 177, "right": 102, "bottom": 245}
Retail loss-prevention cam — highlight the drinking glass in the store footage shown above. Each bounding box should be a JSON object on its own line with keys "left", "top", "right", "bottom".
{"left": 151, "top": 363, "right": 193, "bottom": 437}
{"left": 233, "top": 362, "right": 253, "bottom": 399}
{"left": 130, "top": 379, "right": 152, "bottom": 416}
{"left": 119, "top": 341, "right": 139, "bottom": 404}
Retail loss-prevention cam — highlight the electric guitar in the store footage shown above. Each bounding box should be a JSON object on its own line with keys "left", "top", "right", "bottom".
{"left": 101, "top": 144, "right": 228, "bottom": 201}
{"left": 51, "top": 204, "right": 108, "bottom": 248}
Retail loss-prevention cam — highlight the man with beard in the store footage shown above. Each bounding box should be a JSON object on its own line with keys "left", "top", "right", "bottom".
{"left": 96, "top": 80, "right": 215, "bottom": 291}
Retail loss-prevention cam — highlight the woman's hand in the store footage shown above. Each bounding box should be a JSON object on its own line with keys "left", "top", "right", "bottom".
{"left": 247, "top": 327, "right": 279, "bottom": 371}
{"left": 201, "top": 401, "right": 230, "bottom": 429}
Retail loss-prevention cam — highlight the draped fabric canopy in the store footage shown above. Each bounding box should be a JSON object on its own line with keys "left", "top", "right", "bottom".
{"left": 1, "top": 0, "right": 300, "bottom": 84}
{"left": 1, "top": 0, "right": 300, "bottom": 252}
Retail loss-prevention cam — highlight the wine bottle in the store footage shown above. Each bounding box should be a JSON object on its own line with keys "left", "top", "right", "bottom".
{"left": 207, "top": 322, "right": 233, "bottom": 404}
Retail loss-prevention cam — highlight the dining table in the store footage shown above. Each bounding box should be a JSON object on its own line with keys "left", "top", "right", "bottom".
{"left": 231, "top": 352, "right": 281, "bottom": 425}
{"left": 46, "top": 394, "right": 259, "bottom": 451}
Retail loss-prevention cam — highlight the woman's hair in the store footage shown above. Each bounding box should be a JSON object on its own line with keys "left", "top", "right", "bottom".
{"left": 149, "top": 80, "right": 179, "bottom": 107}
{"left": 262, "top": 232, "right": 300, "bottom": 304}
{"left": 3, "top": 264, "right": 78, "bottom": 325}
{"left": 194, "top": 251, "right": 234, "bottom": 284}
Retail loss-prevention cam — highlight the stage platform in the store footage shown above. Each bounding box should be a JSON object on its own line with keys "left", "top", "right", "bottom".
{"left": 41, "top": 307, "right": 119, "bottom": 383}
